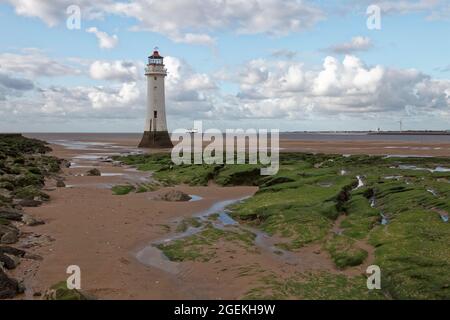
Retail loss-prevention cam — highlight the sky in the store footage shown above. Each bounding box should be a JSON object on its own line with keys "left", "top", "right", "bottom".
{"left": 0, "top": 0, "right": 449, "bottom": 132}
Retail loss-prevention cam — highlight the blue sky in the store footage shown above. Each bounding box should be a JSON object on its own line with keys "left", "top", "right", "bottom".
{"left": 0, "top": 0, "right": 449, "bottom": 132}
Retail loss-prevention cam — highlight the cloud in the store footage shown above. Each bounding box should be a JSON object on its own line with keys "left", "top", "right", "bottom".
{"left": 436, "top": 65, "right": 450, "bottom": 73}
{"left": 0, "top": 72, "right": 34, "bottom": 101}
{"left": 88, "top": 82, "right": 141, "bottom": 109}
{"left": 0, "top": 54, "right": 218, "bottom": 122}
{"left": 89, "top": 60, "right": 141, "bottom": 82}
{"left": 347, "top": 0, "right": 449, "bottom": 20}
{"left": 164, "top": 56, "right": 217, "bottom": 114}
{"left": 86, "top": 27, "right": 119, "bottom": 49}
{"left": 370, "top": 0, "right": 441, "bottom": 15}
{"left": 0, "top": 72, "right": 34, "bottom": 91}
{"left": 3, "top": 0, "right": 324, "bottom": 45}
{"left": 3, "top": 0, "right": 110, "bottom": 27}
{"left": 115, "top": 0, "right": 324, "bottom": 41}
{"left": 327, "top": 36, "right": 373, "bottom": 54}
{"left": 217, "top": 55, "right": 450, "bottom": 120}
{"left": 271, "top": 49, "right": 298, "bottom": 60}
{"left": 0, "top": 49, "right": 80, "bottom": 79}
{"left": 1, "top": 52, "right": 449, "bottom": 127}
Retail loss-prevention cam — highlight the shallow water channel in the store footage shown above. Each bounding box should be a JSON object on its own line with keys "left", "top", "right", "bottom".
{"left": 135, "top": 196, "right": 303, "bottom": 273}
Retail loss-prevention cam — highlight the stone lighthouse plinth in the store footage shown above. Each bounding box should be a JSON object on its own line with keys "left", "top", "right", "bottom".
{"left": 139, "top": 48, "right": 173, "bottom": 148}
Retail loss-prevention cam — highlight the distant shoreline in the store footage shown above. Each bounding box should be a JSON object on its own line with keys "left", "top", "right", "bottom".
{"left": 3, "top": 130, "right": 450, "bottom": 136}
{"left": 288, "top": 131, "right": 450, "bottom": 136}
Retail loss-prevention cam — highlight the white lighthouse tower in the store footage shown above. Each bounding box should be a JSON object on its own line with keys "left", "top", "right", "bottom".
{"left": 138, "top": 47, "right": 173, "bottom": 148}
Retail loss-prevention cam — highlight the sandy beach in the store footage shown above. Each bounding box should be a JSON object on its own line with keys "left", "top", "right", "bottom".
{"left": 12, "top": 140, "right": 261, "bottom": 299}
{"left": 9, "top": 133, "right": 447, "bottom": 299}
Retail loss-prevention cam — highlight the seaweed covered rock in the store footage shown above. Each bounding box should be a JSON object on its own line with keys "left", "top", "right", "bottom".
{"left": 0, "top": 269, "right": 22, "bottom": 299}
{"left": 0, "top": 224, "right": 19, "bottom": 244}
{"left": 0, "top": 208, "right": 23, "bottom": 221}
{"left": 43, "top": 281, "right": 92, "bottom": 300}
{"left": 14, "top": 199, "right": 42, "bottom": 207}
{"left": 86, "top": 168, "right": 101, "bottom": 176}
{"left": 22, "top": 214, "right": 45, "bottom": 226}
{"left": 215, "top": 166, "right": 262, "bottom": 186}
{"left": 13, "top": 173, "right": 45, "bottom": 188}
{"left": 156, "top": 190, "right": 192, "bottom": 202}
{"left": 13, "top": 185, "right": 49, "bottom": 202}
{"left": 0, "top": 252, "right": 20, "bottom": 270}
{"left": 56, "top": 179, "right": 66, "bottom": 188}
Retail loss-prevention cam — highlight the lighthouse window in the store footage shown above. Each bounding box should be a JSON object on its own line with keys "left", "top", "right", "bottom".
{"left": 154, "top": 111, "right": 158, "bottom": 118}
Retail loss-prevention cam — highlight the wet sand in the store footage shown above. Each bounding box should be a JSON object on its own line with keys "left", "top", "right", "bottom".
{"left": 280, "top": 140, "right": 450, "bottom": 157}
{"left": 26, "top": 133, "right": 450, "bottom": 157}
{"left": 14, "top": 133, "right": 448, "bottom": 299}
{"left": 12, "top": 135, "right": 376, "bottom": 300}
{"left": 13, "top": 141, "right": 261, "bottom": 299}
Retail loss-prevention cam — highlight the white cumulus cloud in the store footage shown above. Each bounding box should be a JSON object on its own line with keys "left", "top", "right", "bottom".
{"left": 89, "top": 60, "right": 141, "bottom": 82}
{"left": 327, "top": 36, "right": 373, "bottom": 54}
{"left": 86, "top": 27, "right": 119, "bottom": 49}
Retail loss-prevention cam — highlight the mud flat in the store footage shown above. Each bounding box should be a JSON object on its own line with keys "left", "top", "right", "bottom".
{"left": 7, "top": 138, "right": 260, "bottom": 299}
{"left": 116, "top": 151, "right": 450, "bottom": 299}
{"left": 4, "top": 134, "right": 450, "bottom": 300}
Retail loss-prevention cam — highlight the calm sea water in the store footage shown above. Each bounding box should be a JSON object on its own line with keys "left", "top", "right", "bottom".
{"left": 280, "top": 132, "right": 450, "bottom": 143}
{"left": 25, "top": 132, "right": 450, "bottom": 143}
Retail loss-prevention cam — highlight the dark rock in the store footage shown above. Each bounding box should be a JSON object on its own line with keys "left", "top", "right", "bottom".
{"left": 22, "top": 214, "right": 45, "bottom": 226}
{"left": 86, "top": 168, "right": 101, "bottom": 176}
{"left": 15, "top": 199, "right": 42, "bottom": 207}
{"left": 0, "top": 232, "right": 18, "bottom": 244}
{"left": 23, "top": 252, "right": 42, "bottom": 261}
{"left": 0, "top": 269, "right": 21, "bottom": 299}
{"left": 0, "top": 208, "right": 23, "bottom": 221}
{"left": 62, "top": 160, "right": 71, "bottom": 168}
{"left": 56, "top": 179, "right": 66, "bottom": 188}
{"left": 157, "top": 190, "right": 192, "bottom": 202}
{"left": 0, "top": 188, "right": 11, "bottom": 199}
{"left": 0, "top": 225, "right": 19, "bottom": 244}
{"left": 0, "top": 246, "right": 26, "bottom": 257}
{"left": 0, "top": 253, "right": 19, "bottom": 269}
{"left": 0, "top": 180, "right": 14, "bottom": 191}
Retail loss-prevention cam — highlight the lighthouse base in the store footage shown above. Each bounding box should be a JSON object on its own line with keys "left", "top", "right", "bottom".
{"left": 138, "top": 131, "right": 173, "bottom": 149}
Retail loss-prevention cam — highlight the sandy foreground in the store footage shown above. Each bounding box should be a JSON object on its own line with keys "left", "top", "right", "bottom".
{"left": 12, "top": 142, "right": 262, "bottom": 299}
{"left": 11, "top": 134, "right": 448, "bottom": 299}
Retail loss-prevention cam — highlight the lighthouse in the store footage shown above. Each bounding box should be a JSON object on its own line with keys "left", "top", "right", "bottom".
{"left": 138, "top": 47, "right": 173, "bottom": 148}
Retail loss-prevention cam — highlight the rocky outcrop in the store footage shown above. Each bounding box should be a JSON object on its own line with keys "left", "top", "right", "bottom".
{"left": 22, "top": 214, "right": 45, "bottom": 226}
{"left": 156, "top": 190, "right": 192, "bottom": 202}
{"left": 0, "top": 134, "right": 62, "bottom": 299}
{"left": 56, "top": 179, "right": 66, "bottom": 188}
{"left": 0, "top": 224, "right": 19, "bottom": 244}
{"left": 14, "top": 199, "right": 42, "bottom": 207}
{"left": 0, "top": 269, "right": 22, "bottom": 299}
{"left": 86, "top": 168, "right": 101, "bottom": 176}
{"left": 0, "top": 208, "right": 23, "bottom": 221}
{"left": 43, "top": 281, "right": 92, "bottom": 300}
